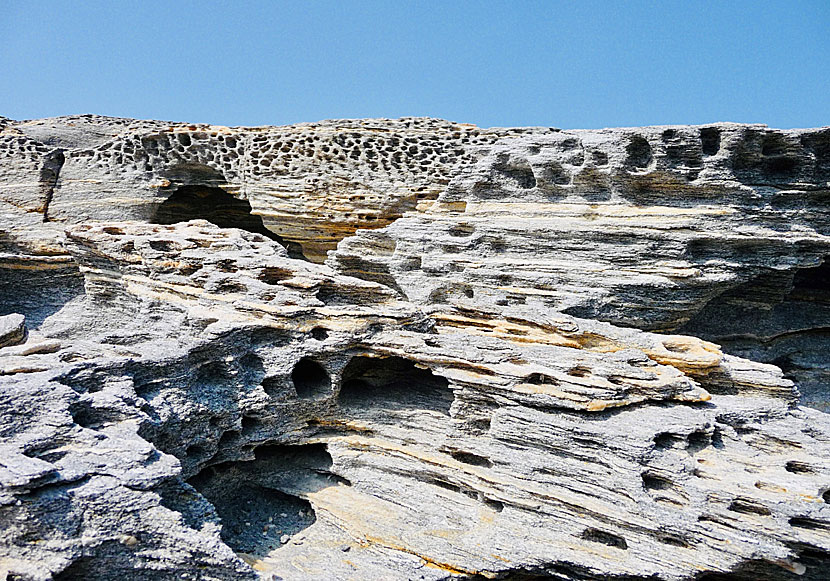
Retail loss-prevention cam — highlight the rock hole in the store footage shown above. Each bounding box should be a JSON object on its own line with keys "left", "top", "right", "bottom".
{"left": 0, "top": 265, "right": 85, "bottom": 329}
{"left": 761, "top": 133, "right": 800, "bottom": 175}
{"left": 677, "top": 259, "right": 830, "bottom": 410}
{"left": 823, "top": 489, "right": 830, "bottom": 503}
{"left": 258, "top": 266, "right": 293, "bottom": 284}
{"left": 525, "top": 373, "right": 559, "bottom": 385}
{"left": 567, "top": 366, "right": 591, "bottom": 377}
{"left": 54, "top": 557, "right": 97, "bottom": 580}
{"left": 662, "top": 339, "right": 692, "bottom": 353}
{"left": 153, "top": 185, "right": 284, "bottom": 244}
{"left": 580, "top": 528, "right": 628, "bottom": 549}
{"left": 217, "top": 430, "right": 240, "bottom": 448}
{"left": 711, "top": 427, "right": 724, "bottom": 449}
{"left": 762, "top": 134, "right": 788, "bottom": 156}
{"left": 654, "top": 432, "right": 683, "bottom": 449}
{"left": 339, "top": 356, "right": 453, "bottom": 415}
{"left": 728, "top": 498, "right": 771, "bottom": 516}
{"left": 786, "top": 460, "right": 815, "bottom": 474}
{"left": 658, "top": 533, "right": 690, "bottom": 548}
{"left": 591, "top": 150, "right": 609, "bottom": 166}
{"left": 642, "top": 472, "right": 673, "bottom": 491}
{"left": 186, "top": 443, "right": 207, "bottom": 457}
{"left": 315, "top": 282, "right": 344, "bottom": 305}
{"left": 433, "top": 480, "right": 461, "bottom": 494}
{"left": 188, "top": 441, "right": 345, "bottom": 556}
{"left": 215, "top": 280, "right": 246, "bottom": 294}
{"left": 310, "top": 327, "right": 329, "bottom": 341}
{"left": 291, "top": 358, "right": 332, "bottom": 399}
{"left": 189, "top": 469, "right": 317, "bottom": 559}
{"left": 449, "top": 450, "right": 493, "bottom": 468}
{"left": 68, "top": 402, "right": 100, "bottom": 430}
{"left": 448, "top": 223, "right": 475, "bottom": 237}
{"left": 484, "top": 499, "right": 504, "bottom": 512}
{"left": 700, "top": 127, "right": 721, "bottom": 156}
{"left": 53, "top": 368, "right": 108, "bottom": 394}
{"left": 148, "top": 239, "right": 182, "bottom": 253}
{"left": 241, "top": 415, "right": 260, "bottom": 432}
{"left": 790, "top": 260, "right": 830, "bottom": 302}
{"left": 625, "top": 135, "right": 653, "bottom": 170}
{"left": 494, "top": 158, "right": 536, "bottom": 189}
{"left": 789, "top": 516, "right": 830, "bottom": 530}
{"left": 687, "top": 430, "right": 710, "bottom": 452}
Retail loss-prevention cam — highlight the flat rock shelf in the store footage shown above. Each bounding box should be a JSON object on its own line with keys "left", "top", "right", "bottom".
{"left": 1, "top": 115, "right": 829, "bottom": 580}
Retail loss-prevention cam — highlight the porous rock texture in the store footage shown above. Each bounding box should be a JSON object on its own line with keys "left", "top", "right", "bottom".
{"left": 1, "top": 115, "right": 829, "bottom": 581}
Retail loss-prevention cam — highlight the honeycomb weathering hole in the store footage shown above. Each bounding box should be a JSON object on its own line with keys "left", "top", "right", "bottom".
{"left": 580, "top": 528, "right": 628, "bottom": 549}
{"left": 338, "top": 355, "right": 453, "bottom": 415}
{"left": 626, "top": 135, "right": 653, "bottom": 169}
{"left": 291, "top": 357, "right": 332, "bottom": 398}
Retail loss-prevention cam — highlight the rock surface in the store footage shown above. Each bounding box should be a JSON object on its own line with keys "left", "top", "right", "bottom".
{"left": 0, "top": 314, "right": 26, "bottom": 348}
{"left": 1, "top": 115, "right": 829, "bottom": 580}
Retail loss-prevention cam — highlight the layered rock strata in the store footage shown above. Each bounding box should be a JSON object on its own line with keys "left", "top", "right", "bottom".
{"left": 1, "top": 116, "right": 829, "bottom": 581}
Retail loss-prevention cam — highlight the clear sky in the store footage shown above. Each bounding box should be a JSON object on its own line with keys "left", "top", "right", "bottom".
{"left": 1, "top": 1, "right": 827, "bottom": 129}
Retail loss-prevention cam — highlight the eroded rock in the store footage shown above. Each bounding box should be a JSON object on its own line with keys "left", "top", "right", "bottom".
{"left": 0, "top": 314, "right": 26, "bottom": 348}
{"left": 1, "top": 116, "right": 829, "bottom": 581}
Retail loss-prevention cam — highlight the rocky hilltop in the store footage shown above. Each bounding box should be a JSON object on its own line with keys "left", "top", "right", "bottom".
{"left": 1, "top": 115, "right": 829, "bottom": 580}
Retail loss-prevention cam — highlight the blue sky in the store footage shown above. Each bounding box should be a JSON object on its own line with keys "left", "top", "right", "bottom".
{"left": 1, "top": 1, "right": 827, "bottom": 129}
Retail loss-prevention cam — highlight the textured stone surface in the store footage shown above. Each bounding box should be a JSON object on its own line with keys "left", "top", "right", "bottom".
{"left": 0, "top": 314, "right": 26, "bottom": 348}
{"left": 1, "top": 116, "right": 829, "bottom": 580}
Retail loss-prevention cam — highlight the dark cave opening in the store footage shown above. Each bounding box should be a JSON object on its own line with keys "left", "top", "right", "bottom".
{"left": 291, "top": 357, "right": 332, "bottom": 399}
{"left": 154, "top": 185, "right": 277, "bottom": 239}
{"left": 339, "top": 355, "right": 453, "bottom": 415}
{"left": 790, "top": 260, "right": 830, "bottom": 301}
{"left": 203, "top": 482, "right": 314, "bottom": 557}
{"left": 187, "top": 443, "right": 340, "bottom": 560}
{"left": 153, "top": 185, "right": 307, "bottom": 258}
{"left": 678, "top": 258, "right": 830, "bottom": 411}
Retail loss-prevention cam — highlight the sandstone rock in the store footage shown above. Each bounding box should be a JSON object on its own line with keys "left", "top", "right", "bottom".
{"left": 1, "top": 116, "right": 829, "bottom": 581}
{"left": 0, "top": 313, "right": 26, "bottom": 348}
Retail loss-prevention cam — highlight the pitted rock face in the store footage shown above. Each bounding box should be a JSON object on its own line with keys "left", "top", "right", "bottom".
{"left": 3, "top": 115, "right": 556, "bottom": 261}
{"left": 1, "top": 116, "right": 830, "bottom": 581}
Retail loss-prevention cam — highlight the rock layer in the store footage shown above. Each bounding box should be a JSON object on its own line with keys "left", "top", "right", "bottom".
{"left": 1, "top": 115, "right": 829, "bottom": 581}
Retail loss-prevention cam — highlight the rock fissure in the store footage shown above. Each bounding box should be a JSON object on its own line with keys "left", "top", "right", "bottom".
{"left": 39, "top": 148, "right": 65, "bottom": 223}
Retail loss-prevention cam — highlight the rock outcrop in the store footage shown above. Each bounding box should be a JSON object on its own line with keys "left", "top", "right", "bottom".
{"left": 1, "top": 115, "right": 829, "bottom": 581}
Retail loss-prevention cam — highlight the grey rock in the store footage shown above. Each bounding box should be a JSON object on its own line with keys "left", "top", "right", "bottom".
{"left": 0, "top": 313, "right": 26, "bottom": 348}
{"left": 1, "top": 116, "right": 829, "bottom": 581}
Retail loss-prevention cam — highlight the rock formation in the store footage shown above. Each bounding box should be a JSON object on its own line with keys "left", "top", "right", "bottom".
{"left": 1, "top": 115, "right": 829, "bottom": 580}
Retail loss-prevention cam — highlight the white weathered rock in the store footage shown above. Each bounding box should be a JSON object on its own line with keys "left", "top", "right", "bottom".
{"left": 1, "top": 116, "right": 829, "bottom": 581}
{"left": 0, "top": 313, "right": 26, "bottom": 348}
